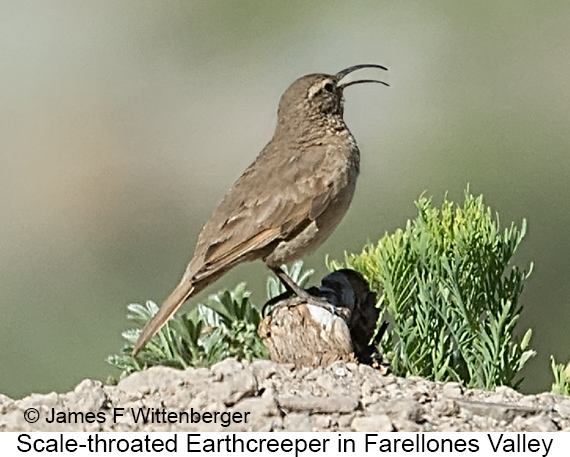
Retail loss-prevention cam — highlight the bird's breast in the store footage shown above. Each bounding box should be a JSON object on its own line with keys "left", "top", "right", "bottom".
{"left": 264, "top": 137, "right": 360, "bottom": 267}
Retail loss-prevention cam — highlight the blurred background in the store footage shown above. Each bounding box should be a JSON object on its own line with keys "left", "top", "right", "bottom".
{"left": 1, "top": 1, "right": 569, "bottom": 399}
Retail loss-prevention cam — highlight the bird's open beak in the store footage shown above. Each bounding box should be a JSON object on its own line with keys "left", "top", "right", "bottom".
{"left": 336, "top": 64, "right": 389, "bottom": 90}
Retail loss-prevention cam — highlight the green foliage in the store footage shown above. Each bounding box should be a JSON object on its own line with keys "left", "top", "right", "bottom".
{"left": 108, "top": 260, "right": 314, "bottom": 380}
{"left": 107, "top": 282, "right": 268, "bottom": 380}
{"left": 329, "top": 188, "right": 535, "bottom": 390}
{"left": 551, "top": 356, "right": 570, "bottom": 396}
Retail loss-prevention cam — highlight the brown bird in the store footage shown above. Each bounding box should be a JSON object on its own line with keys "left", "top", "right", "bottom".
{"left": 132, "top": 64, "right": 388, "bottom": 356}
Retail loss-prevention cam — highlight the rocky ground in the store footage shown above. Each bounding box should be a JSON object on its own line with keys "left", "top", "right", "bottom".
{"left": 1, "top": 358, "right": 570, "bottom": 432}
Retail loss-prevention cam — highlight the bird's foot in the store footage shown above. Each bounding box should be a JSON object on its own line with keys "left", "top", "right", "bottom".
{"left": 264, "top": 292, "right": 338, "bottom": 317}
{"left": 266, "top": 266, "right": 339, "bottom": 316}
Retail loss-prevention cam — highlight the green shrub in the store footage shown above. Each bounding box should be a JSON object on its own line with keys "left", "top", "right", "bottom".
{"left": 329, "top": 188, "right": 535, "bottom": 389}
{"left": 551, "top": 356, "right": 570, "bottom": 396}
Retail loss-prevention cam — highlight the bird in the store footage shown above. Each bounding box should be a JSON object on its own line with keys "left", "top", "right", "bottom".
{"left": 132, "top": 64, "right": 388, "bottom": 357}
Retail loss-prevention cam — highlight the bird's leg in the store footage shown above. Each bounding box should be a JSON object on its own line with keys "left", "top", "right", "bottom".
{"left": 268, "top": 266, "right": 337, "bottom": 315}
{"left": 270, "top": 267, "right": 313, "bottom": 300}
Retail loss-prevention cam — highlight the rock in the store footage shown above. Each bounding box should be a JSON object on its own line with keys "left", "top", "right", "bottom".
{"left": 554, "top": 400, "right": 570, "bottom": 419}
{"left": 521, "top": 414, "right": 559, "bottom": 432}
{"left": 68, "top": 379, "right": 108, "bottom": 412}
{"left": 211, "top": 358, "right": 244, "bottom": 377}
{"left": 433, "top": 398, "right": 460, "bottom": 417}
{"left": 386, "top": 399, "right": 424, "bottom": 423}
{"left": 442, "top": 382, "right": 463, "bottom": 398}
{"left": 312, "top": 415, "right": 332, "bottom": 430}
{"left": 284, "top": 413, "right": 312, "bottom": 431}
{"left": 456, "top": 399, "right": 541, "bottom": 423}
{"left": 2, "top": 358, "right": 570, "bottom": 432}
{"left": 351, "top": 414, "right": 393, "bottom": 432}
{"left": 276, "top": 394, "right": 359, "bottom": 414}
{"left": 116, "top": 366, "right": 184, "bottom": 393}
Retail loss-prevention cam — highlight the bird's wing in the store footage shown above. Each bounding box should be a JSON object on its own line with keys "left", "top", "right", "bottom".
{"left": 187, "top": 146, "right": 335, "bottom": 282}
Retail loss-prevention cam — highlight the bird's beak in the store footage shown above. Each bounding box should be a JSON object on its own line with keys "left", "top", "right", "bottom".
{"left": 336, "top": 64, "right": 389, "bottom": 90}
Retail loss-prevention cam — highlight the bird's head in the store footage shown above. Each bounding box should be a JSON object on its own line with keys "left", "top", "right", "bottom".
{"left": 275, "top": 64, "right": 388, "bottom": 133}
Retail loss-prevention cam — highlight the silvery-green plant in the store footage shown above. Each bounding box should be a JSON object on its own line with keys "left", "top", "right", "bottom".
{"left": 107, "top": 282, "right": 268, "bottom": 379}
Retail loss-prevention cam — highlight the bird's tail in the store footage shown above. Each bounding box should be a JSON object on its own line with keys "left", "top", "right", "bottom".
{"left": 132, "top": 279, "right": 195, "bottom": 357}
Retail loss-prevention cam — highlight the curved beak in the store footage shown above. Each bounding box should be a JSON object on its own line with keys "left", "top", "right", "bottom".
{"left": 336, "top": 64, "right": 389, "bottom": 90}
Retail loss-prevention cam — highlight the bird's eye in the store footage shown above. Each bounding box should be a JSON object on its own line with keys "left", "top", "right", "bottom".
{"left": 323, "top": 82, "right": 334, "bottom": 93}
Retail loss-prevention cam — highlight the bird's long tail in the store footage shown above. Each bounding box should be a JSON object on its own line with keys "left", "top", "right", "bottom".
{"left": 132, "top": 279, "right": 195, "bottom": 356}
